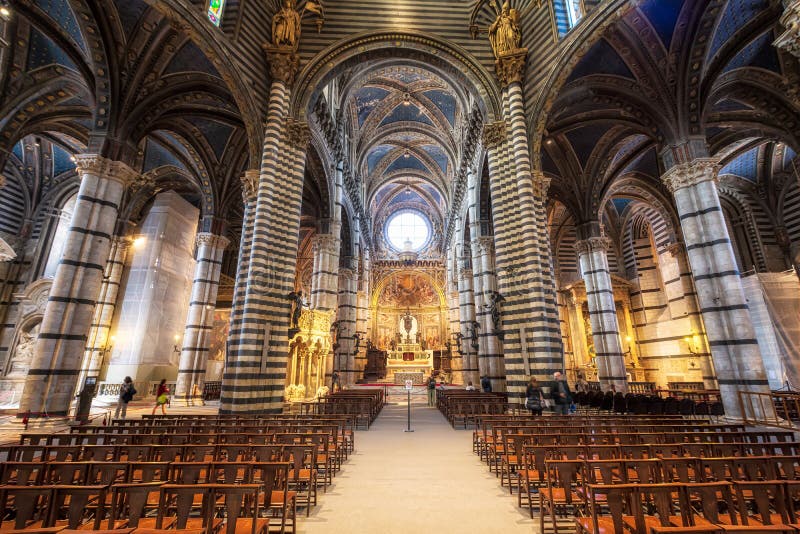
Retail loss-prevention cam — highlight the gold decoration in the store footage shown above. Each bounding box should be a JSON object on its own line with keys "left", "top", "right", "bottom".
{"left": 264, "top": 46, "right": 301, "bottom": 85}
{"left": 482, "top": 120, "right": 507, "bottom": 148}
{"left": 775, "top": 0, "right": 800, "bottom": 59}
{"left": 495, "top": 47, "right": 528, "bottom": 86}
{"left": 272, "top": 0, "right": 302, "bottom": 50}
{"left": 488, "top": 1, "right": 522, "bottom": 58}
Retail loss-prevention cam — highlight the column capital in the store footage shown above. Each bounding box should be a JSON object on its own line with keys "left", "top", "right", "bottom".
{"left": 665, "top": 241, "right": 685, "bottom": 258}
{"left": 240, "top": 170, "right": 259, "bottom": 202}
{"left": 475, "top": 236, "right": 495, "bottom": 256}
{"left": 286, "top": 119, "right": 311, "bottom": 150}
{"left": 482, "top": 121, "right": 507, "bottom": 148}
{"left": 312, "top": 233, "right": 340, "bottom": 255}
{"left": 338, "top": 267, "right": 357, "bottom": 281}
{"left": 263, "top": 46, "right": 301, "bottom": 85}
{"left": 532, "top": 170, "right": 551, "bottom": 197}
{"left": 196, "top": 232, "right": 230, "bottom": 250}
{"left": 774, "top": 0, "right": 800, "bottom": 58}
{"left": 494, "top": 48, "right": 528, "bottom": 87}
{"left": 575, "top": 236, "right": 612, "bottom": 255}
{"left": 459, "top": 268, "right": 473, "bottom": 281}
{"left": 74, "top": 154, "right": 139, "bottom": 187}
{"left": 661, "top": 158, "right": 719, "bottom": 194}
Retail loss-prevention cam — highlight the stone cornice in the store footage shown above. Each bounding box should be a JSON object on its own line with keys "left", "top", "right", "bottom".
{"left": 661, "top": 158, "right": 719, "bottom": 194}
{"left": 74, "top": 154, "right": 139, "bottom": 187}
{"left": 196, "top": 233, "right": 230, "bottom": 250}
{"left": 575, "top": 236, "right": 612, "bottom": 255}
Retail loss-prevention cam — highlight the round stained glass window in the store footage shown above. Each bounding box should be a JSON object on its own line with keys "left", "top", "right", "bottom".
{"left": 386, "top": 211, "right": 430, "bottom": 251}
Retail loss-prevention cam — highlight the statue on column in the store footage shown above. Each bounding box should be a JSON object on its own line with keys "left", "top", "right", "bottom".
{"left": 272, "top": 0, "right": 302, "bottom": 49}
{"left": 485, "top": 291, "right": 506, "bottom": 338}
{"left": 288, "top": 291, "right": 304, "bottom": 328}
{"left": 352, "top": 332, "right": 362, "bottom": 355}
{"left": 468, "top": 321, "right": 480, "bottom": 351}
{"left": 488, "top": 1, "right": 521, "bottom": 58}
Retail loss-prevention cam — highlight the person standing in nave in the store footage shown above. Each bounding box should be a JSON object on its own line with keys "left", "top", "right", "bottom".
{"left": 525, "top": 377, "right": 544, "bottom": 416}
{"left": 551, "top": 372, "right": 572, "bottom": 415}
{"left": 480, "top": 375, "right": 492, "bottom": 393}
{"left": 152, "top": 379, "right": 169, "bottom": 416}
{"left": 115, "top": 376, "right": 135, "bottom": 420}
{"left": 427, "top": 374, "right": 437, "bottom": 406}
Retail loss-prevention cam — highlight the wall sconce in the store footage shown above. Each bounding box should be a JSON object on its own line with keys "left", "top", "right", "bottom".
{"left": 623, "top": 335, "right": 633, "bottom": 356}
{"left": 683, "top": 335, "right": 699, "bottom": 355}
{"left": 173, "top": 334, "right": 181, "bottom": 354}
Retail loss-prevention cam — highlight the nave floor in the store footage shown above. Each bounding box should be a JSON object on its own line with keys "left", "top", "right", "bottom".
{"left": 301, "top": 402, "right": 536, "bottom": 534}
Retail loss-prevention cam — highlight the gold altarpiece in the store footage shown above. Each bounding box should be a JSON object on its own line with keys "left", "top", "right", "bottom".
{"left": 370, "top": 263, "right": 449, "bottom": 383}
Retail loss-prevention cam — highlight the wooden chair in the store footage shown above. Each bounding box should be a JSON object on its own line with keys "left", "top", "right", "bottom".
{"left": 539, "top": 459, "right": 586, "bottom": 534}
{"left": 208, "top": 462, "right": 253, "bottom": 485}
{"left": 283, "top": 444, "right": 317, "bottom": 516}
{"left": 252, "top": 462, "right": 294, "bottom": 534}
{"left": 0, "top": 486, "right": 54, "bottom": 530}
{"left": 50, "top": 485, "right": 108, "bottom": 530}
{"left": 155, "top": 484, "right": 221, "bottom": 533}
{"left": 108, "top": 482, "right": 168, "bottom": 530}
{"left": 726, "top": 481, "right": 793, "bottom": 532}
{"left": 1, "top": 462, "right": 46, "bottom": 485}
{"left": 209, "top": 485, "right": 269, "bottom": 534}
{"left": 574, "top": 483, "right": 637, "bottom": 534}
{"left": 128, "top": 462, "right": 170, "bottom": 483}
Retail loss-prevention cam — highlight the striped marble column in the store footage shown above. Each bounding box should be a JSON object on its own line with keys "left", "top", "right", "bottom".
{"left": 471, "top": 235, "right": 505, "bottom": 390}
{"left": 226, "top": 171, "right": 259, "bottom": 350}
{"left": 336, "top": 267, "right": 358, "bottom": 385}
{"left": 774, "top": 0, "right": 800, "bottom": 58}
{"left": 482, "top": 54, "right": 564, "bottom": 400}
{"left": 221, "top": 49, "right": 308, "bottom": 413}
{"left": 457, "top": 264, "right": 479, "bottom": 386}
{"left": 174, "top": 233, "right": 229, "bottom": 405}
{"left": 310, "top": 234, "right": 340, "bottom": 312}
{"left": 355, "top": 288, "right": 369, "bottom": 377}
{"left": 80, "top": 235, "right": 130, "bottom": 385}
{"left": 19, "top": 155, "right": 137, "bottom": 416}
{"left": 575, "top": 234, "right": 628, "bottom": 392}
{"left": 662, "top": 155, "right": 773, "bottom": 419}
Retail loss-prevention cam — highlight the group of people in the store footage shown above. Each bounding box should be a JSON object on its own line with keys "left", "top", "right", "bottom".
{"left": 114, "top": 377, "right": 171, "bottom": 419}
{"left": 524, "top": 371, "right": 573, "bottom": 415}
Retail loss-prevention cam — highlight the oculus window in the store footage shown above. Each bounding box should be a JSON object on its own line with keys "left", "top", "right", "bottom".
{"left": 386, "top": 211, "right": 430, "bottom": 251}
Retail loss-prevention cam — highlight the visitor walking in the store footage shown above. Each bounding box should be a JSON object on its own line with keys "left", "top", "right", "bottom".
{"left": 525, "top": 377, "right": 544, "bottom": 416}
{"left": 427, "top": 375, "right": 436, "bottom": 406}
{"left": 331, "top": 369, "right": 340, "bottom": 392}
{"left": 552, "top": 371, "right": 572, "bottom": 415}
{"left": 115, "top": 376, "right": 135, "bottom": 420}
{"left": 152, "top": 379, "right": 169, "bottom": 415}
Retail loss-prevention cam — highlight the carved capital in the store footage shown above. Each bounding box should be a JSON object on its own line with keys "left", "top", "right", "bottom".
{"left": 775, "top": 0, "right": 800, "bottom": 58}
{"left": 494, "top": 48, "right": 528, "bottom": 87}
{"left": 74, "top": 154, "right": 139, "bottom": 188}
{"left": 338, "top": 268, "right": 357, "bottom": 282}
{"left": 575, "top": 236, "right": 612, "bottom": 255}
{"left": 532, "top": 170, "right": 551, "bottom": 197}
{"left": 482, "top": 121, "right": 507, "bottom": 149}
{"left": 661, "top": 158, "right": 719, "bottom": 194}
{"left": 665, "top": 241, "right": 685, "bottom": 258}
{"left": 196, "top": 233, "right": 230, "bottom": 251}
{"left": 286, "top": 119, "right": 311, "bottom": 150}
{"left": 312, "top": 233, "right": 340, "bottom": 256}
{"left": 476, "top": 236, "right": 495, "bottom": 257}
{"left": 458, "top": 268, "right": 473, "bottom": 281}
{"left": 264, "top": 46, "right": 301, "bottom": 85}
{"left": 240, "top": 170, "right": 259, "bottom": 202}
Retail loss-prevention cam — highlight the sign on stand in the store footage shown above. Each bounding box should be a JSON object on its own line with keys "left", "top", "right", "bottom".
{"left": 404, "top": 380, "right": 414, "bottom": 432}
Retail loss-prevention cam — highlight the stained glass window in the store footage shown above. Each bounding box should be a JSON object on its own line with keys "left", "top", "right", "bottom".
{"left": 207, "top": 0, "right": 225, "bottom": 27}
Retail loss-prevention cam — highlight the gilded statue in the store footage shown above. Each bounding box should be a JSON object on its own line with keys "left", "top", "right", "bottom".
{"left": 488, "top": 1, "right": 521, "bottom": 58}
{"left": 272, "top": 0, "right": 302, "bottom": 50}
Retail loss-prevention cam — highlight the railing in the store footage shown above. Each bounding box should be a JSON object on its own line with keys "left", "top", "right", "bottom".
{"left": 628, "top": 382, "right": 657, "bottom": 394}
{"left": 203, "top": 381, "right": 221, "bottom": 400}
{"left": 738, "top": 390, "right": 800, "bottom": 429}
{"left": 668, "top": 381, "right": 704, "bottom": 391}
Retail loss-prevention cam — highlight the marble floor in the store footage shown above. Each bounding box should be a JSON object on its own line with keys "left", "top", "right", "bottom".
{"left": 301, "top": 402, "right": 535, "bottom": 534}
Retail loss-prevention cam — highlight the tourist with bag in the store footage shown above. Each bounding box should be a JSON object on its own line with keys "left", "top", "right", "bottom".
{"left": 427, "top": 375, "right": 437, "bottom": 406}
{"left": 525, "top": 377, "right": 544, "bottom": 416}
{"left": 115, "top": 376, "right": 135, "bottom": 420}
{"left": 152, "top": 378, "right": 169, "bottom": 415}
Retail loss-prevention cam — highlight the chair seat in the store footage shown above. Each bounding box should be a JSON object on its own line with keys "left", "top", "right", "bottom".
{"left": 222, "top": 518, "right": 270, "bottom": 534}
{"left": 271, "top": 490, "right": 297, "bottom": 505}
{"left": 0, "top": 521, "right": 48, "bottom": 531}
{"left": 539, "top": 487, "right": 583, "bottom": 504}
{"left": 623, "top": 514, "right": 686, "bottom": 532}
{"left": 575, "top": 516, "right": 633, "bottom": 534}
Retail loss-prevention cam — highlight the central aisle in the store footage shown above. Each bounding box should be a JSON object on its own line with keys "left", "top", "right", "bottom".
{"left": 302, "top": 402, "right": 535, "bottom": 533}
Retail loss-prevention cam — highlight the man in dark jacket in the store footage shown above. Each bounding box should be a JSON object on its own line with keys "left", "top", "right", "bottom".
{"left": 552, "top": 371, "right": 572, "bottom": 415}
{"left": 480, "top": 375, "right": 492, "bottom": 393}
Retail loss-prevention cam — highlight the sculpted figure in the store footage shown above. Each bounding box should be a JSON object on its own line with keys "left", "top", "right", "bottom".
{"left": 288, "top": 291, "right": 304, "bottom": 328}
{"left": 488, "top": 1, "right": 521, "bottom": 58}
{"left": 272, "top": 0, "right": 301, "bottom": 49}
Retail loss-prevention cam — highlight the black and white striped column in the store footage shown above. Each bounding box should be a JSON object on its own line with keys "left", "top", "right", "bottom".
{"left": 80, "top": 235, "right": 130, "bottom": 385}
{"left": 336, "top": 267, "right": 358, "bottom": 385}
{"left": 19, "top": 155, "right": 137, "bottom": 416}
{"left": 310, "top": 234, "right": 340, "bottom": 312}
{"left": 221, "top": 49, "right": 308, "bottom": 413}
{"left": 227, "top": 171, "right": 259, "bottom": 339}
{"left": 174, "top": 232, "right": 229, "bottom": 405}
{"left": 575, "top": 235, "right": 628, "bottom": 392}
{"left": 457, "top": 264, "right": 479, "bottom": 386}
{"left": 471, "top": 235, "right": 505, "bottom": 388}
{"left": 662, "top": 155, "right": 773, "bottom": 419}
